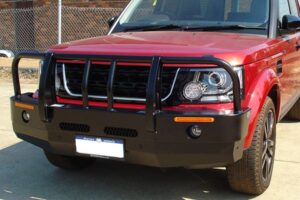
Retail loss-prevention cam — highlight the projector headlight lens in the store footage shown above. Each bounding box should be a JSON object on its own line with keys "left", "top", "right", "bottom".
{"left": 208, "top": 71, "right": 227, "bottom": 87}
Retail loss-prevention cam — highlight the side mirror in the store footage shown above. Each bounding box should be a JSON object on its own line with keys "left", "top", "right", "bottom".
{"left": 108, "top": 16, "right": 118, "bottom": 28}
{"left": 282, "top": 15, "right": 300, "bottom": 31}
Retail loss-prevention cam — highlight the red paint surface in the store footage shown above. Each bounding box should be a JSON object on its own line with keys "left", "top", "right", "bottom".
{"left": 50, "top": 31, "right": 276, "bottom": 66}
{"left": 56, "top": 97, "right": 146, "bottom": 110}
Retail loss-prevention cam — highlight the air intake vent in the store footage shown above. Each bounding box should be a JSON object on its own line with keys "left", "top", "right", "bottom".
{"left": 104, "top": 127, "right": 138, "bottom": 138}
{"left": 59, "top": 122, "right": 90, "bottom": 133}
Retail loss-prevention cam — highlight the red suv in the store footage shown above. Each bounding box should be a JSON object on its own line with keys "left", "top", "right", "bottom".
{"left": 10, "top": 0, "right": 300, "bottom": 195}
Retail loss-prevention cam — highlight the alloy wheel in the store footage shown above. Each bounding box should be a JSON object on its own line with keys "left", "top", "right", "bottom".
{"left": 261, "top": 110, "right": 275, "bottom": 182}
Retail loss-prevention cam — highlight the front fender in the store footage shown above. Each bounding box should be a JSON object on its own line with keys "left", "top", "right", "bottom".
{"left": 243, "top": 68, "right": 280, "bottom": 148}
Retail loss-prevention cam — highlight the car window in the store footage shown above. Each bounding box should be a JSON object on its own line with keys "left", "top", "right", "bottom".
{"left": 120, "top": 0, "right": 269, "bottom": 27}
{"left": 279, "top": 0, "right": 291, "bottom": 20}
{"left": 289, "top": 0, "right": 299, "bottom": 16}
{"left": 225, "top": 0, "right": 269, "bottom": 23}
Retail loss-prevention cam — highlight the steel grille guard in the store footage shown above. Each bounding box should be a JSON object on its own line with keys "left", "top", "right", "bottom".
{"left": 12, "top": 52, "right": 242, "bottom": 132}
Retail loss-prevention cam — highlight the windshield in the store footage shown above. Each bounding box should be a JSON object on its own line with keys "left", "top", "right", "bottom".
{"left": 114, "top": 0, "right": 269, "bottom": 33}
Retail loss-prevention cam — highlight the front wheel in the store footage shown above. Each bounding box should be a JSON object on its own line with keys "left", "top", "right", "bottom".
{"left": 226, "top": 97, "right": 276, "bottom": 195}
{"left": 44, "top": 151, "right": 95, "bottom": 170}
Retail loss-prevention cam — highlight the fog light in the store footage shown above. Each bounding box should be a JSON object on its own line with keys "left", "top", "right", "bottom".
{"left": 22, "top": 111, "right": 30, "bottom": 123}
{"left": 189, "top": 125, "right": 202, "bottom": 139}
{"left": 183, "top": 82, "right": 203, "bottom": 101}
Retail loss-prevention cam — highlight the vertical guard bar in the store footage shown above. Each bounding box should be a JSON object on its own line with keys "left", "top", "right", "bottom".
{"left": 38, "top": 53, "right": 55, "bottom": 122}
{"left": 11, "top": 56, "right": 22, "bottom": 97}
{"left": 12, "top": 53, "right": 46, "bottom": 97}
{"left": 146, "top": 56, "right": 162, "bottom": 132}
{"left": 107, "top": 60, "right": 117, "bottom": 111}
{"left": 82, "top": 60, "right": 91, "bottom": 108}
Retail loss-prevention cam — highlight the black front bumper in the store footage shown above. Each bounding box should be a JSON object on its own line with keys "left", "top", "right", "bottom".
{"left": 11, "top": 53, "right": 250, "bottom": 168}
{"left": 11, "top": 94, "right": 250, "bottom": 168}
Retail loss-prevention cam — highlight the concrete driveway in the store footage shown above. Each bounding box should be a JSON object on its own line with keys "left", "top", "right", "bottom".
{"left": 0, "top": 81, "right": 299, "bottom": 200}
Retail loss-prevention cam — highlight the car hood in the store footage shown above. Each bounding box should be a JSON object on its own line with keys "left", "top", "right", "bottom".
{"left": 49, "top": 31, "right": 277, "bottom": 66}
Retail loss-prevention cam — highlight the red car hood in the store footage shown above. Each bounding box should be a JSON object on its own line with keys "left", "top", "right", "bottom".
{"left": 49, "top": 31, "right": 276, "bottom": 66}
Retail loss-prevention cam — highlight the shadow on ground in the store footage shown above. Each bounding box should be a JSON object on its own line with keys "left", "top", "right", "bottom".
{"left": 0, "top": 142, "right": 254, "bottom": 200}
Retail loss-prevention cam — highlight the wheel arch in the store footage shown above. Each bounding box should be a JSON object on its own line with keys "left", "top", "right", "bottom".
{"left": 243, "top": 68, "right": 280, "bottom": 148}
{"left": 268, "top": 84, "right": 281, "bottom": 122}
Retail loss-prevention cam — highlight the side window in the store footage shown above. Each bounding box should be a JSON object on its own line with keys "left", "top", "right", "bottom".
{"left": 279, "top": 0, "right": 291, "bottom": 21}
{"left": 289, "top": 0, "right": 299, "bottom": 16}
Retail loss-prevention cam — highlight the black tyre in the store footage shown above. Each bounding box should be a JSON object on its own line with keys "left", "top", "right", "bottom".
{"left": 226, "top": 97, "right": 276, "bottom": 195}
{"left": 44, "top": 151, "right": 95, "bottom": 170}
{"left": 286, "top": 98, "right": 300, "bottom": 121}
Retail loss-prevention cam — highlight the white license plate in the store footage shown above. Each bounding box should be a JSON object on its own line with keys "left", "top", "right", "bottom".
{"left": 75, "top": 136, "right": 124, "bottom": 159}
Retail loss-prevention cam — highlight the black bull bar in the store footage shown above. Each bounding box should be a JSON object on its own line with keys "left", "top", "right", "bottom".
{"left": 12, "top": 53, "right": 242, "bottom": 132}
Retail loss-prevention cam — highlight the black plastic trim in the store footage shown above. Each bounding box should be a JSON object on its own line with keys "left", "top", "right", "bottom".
{"left": 11, "top": 96, "right": 250, "bottom": 168}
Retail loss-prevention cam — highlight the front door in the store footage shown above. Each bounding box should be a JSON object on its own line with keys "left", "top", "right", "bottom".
{"left": 277, "top": 0, "right": 300, "bottom": 118}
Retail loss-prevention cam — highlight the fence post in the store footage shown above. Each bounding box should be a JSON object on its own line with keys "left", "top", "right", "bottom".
{"left": 58, "top": 0, "right": 62, "bottom": 44}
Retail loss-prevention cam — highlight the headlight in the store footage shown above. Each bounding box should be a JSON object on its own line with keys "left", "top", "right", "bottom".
{"left": 208, "top": 71, "right": 227, "bottom": 87}
{"left": 55, "top": 66, "right": 61, "bottom": 92}
{"left": 179, "top": 67, "right": 243, "bottom": 103}
{"left": 32, "top": 60, "right": 44, "bottom": 99}
{"left": 183, "top": 82, "right": 204, "bottom": 101}
{"left": 55, "top": 64, "right": 64, "bottom": 95}
{"left": 38, "top": 60, "right": 62, "bottom": 91}
{"left": 38, "top": 60, "right": 44, "bottom": 82}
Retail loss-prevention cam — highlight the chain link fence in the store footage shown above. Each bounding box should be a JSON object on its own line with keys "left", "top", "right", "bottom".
{"left": 0, "top": 4, "right": 123, "bottom": 53}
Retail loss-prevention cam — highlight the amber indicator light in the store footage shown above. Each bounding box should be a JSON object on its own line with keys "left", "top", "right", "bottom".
{"left": 15, "top": 102, "right": 34, "bottom": 110}
{"left": 174, "top": 117, "right": 215, "bottom": 123}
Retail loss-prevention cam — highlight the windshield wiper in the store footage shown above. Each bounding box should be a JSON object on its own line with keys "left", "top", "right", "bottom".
{"left": 123, "top": 24, "right": 184, "bottom": 32}
{"left": 123, "top": 24, "right": 266, "bottom": 32}
{"left": 183, "top": 25, "right": 266, "bottom": 31}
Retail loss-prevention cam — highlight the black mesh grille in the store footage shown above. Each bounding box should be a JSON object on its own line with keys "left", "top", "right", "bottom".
{"left": 59, "top": 122, "right": 90, "bottom": 133}
{"left": 104, "top": 127, "right": 138, "bottom": 138}
{"left": 58, "top": 63, "right": 178, "bottom": 102}
{"left": 63, "top": 63, "right": 109, "bottom": 96}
